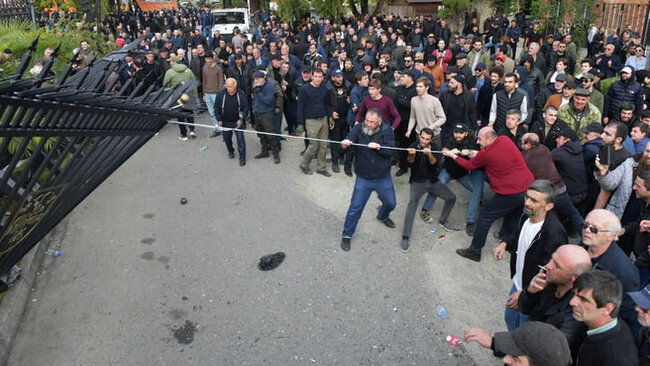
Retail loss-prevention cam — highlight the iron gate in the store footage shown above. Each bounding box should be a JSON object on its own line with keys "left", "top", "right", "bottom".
{"left": 0, "top": 38, "right": 196, "bottom": 288}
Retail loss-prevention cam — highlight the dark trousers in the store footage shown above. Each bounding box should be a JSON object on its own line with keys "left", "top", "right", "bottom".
{"left": 553, "top": 191, "right": 584, "bottom": 236}
{"left": 469, "top": 192, "right": 525, "bottom": 255}
{"left": 178, "top": 116, "right": 195, "bottom": 137}
{"left": 329, "top": 117, "right": 348, "bottom": 164}
{"left": 256, "top": 112, "right": 278, "bottom": 153}
{"left": 222, "top": 122, "right": 246, "bottom": 160}
{"left": 402, "top": 181, "right": 456, "bottom": 238}
{"left": 284, "top": 99, "right": 298, "bottom": 133}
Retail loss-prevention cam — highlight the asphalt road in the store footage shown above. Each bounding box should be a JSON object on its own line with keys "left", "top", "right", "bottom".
{"left": 7, "top": 114, "right": 511, "bottom": 365}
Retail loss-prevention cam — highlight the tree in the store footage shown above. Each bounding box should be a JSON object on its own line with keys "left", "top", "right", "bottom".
{"left": 311, "top": 0, "right": 346, "bottom": 19}
{"left": 348, "top": 0, "right": 384, "bottom": 18}
{"left": 276, "top": 0, "right": 310, "bottom": 21}
{"left": 438, "top": 0, "right": 471, "bottom": 31}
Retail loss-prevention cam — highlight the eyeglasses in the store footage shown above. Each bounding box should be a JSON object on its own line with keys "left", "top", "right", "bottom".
{"left": 637, "top": 49, "right": 644, "bottom": 53}
{"left": 582, "top": 224, "right": 611, "bottom": 234}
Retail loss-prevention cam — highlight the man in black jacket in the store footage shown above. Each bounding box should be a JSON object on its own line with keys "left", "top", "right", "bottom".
{"left": 519, "top": 244, "right": 593, "bottom": 360}
{"left": 529, "top": 105, "right": 570, "bottom": 150}
{"left": 492, "top": 179, "right": 568, "bottom": 331}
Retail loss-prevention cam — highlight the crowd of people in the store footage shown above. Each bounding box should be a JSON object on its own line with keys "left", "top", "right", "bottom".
{"left": 35, "top": 5, "right": 650, "bottom": 365}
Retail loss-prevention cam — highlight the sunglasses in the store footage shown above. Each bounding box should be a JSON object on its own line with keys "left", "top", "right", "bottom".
{"left": 582, "top": 224, "right": 611, "bottom": 234}
{"left": 637, "top": 49, "right": 644, "bottom": 53}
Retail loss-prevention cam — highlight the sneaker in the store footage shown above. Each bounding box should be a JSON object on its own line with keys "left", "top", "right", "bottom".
{"left": 254, "top": 151, "right": 270, "bottom": 159}
{"left": 296, "top": 125, "right": 305, "bottom": 134}
{"left": 395, "top": 168, "right": 408, "bottom": 177}
{"left": 493, "top": 231, "right": 504, "bottom": 240}
{"left": 239, "top": 159, "right": 246, "bottom": 166}
{"left": 300, "top": 165, "right": 313, "bottom": 175}
{"left": 228, "top": 152, "right": 235, "bottom": 159}
{"left": 316, "top": 170, "right": 331, "bottom": 177}
{"left": 456, "top": 248, "right": 481, "bottom": 262}
{"left": 465, "top": 222, "right": 475, "bottom": 236}
{"left": 273, "top": 151, "right": 280, "bottom": 164}
{"left": 189, "top": 131, "right": 197, "bottom": 139}
{"left": 210, "top": 129, "right": 221, "bottom": 138}
{"left": 420, "top": 210, "right": 433, "bottom": 223}
{"left": 332, "top": 163, "right": 340, "bottom": 173}
{"left": 340, "top": 237, "right": 351, "bottom": 251}
{"left": 179, "top": 136, "right": 188, "bottom": 141}
{"left": 381, "top": 217, "right": 396, "bottom": 229}
{"left": 401, "top": 238, "right": 410, "bottom": 252}
{"left": 440, "top": 221, "right": 459, "bottom": 232}
{"left": 344, "top": 165, "right": 353, "bottom": 177}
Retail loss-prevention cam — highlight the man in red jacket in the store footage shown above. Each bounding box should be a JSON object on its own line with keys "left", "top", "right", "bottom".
{"left": 443, "top": 127, "right": 534, "bottom": 262}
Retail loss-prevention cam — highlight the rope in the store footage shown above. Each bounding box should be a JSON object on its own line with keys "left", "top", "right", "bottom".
{"left": 165, "top": 119, "right": 445, "bottom": 153}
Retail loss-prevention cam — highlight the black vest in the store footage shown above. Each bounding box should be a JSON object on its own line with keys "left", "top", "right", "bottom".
{"left": 495, "top": 89, "right": 525, "bottom": 131}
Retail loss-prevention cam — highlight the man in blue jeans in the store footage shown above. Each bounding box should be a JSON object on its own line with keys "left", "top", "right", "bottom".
{"left": 420, "top": 123, "right": 485, "bottom": 236}
{"left": 340, "top": 108, "right": 396, "bottom": 252}
{"left": 215, "top": 78, "right": 249, "bottom": 166}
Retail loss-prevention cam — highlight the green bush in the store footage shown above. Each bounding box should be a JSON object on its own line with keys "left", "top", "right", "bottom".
{"left": 0, "top": 20, "right": 114, "bottom": 76}
{"left": 600, "top": 76, "right": 617, "bottom": 97}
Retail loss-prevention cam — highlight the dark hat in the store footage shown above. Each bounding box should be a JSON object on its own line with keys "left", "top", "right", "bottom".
{"left": 451, "top": 74, "right": 465, "bottom": 83}
{"left": 456, "top": 52, "right": 467, "bottom": 59}
{"left": 338, "top": 48, "right": 347, "bottom": 54}
{"left": 381, "top": 47, "right": 392, "bottom": 55}
{"left": 580, "top": 122, "right": 604, "bottom": 134}
{"left": 256, "top": 39, "right": 264, "bottom": 45}
{"left": 558, "top": 128, "right": 578, "bottom": 141}
{"left": 426, "top": 53, "right": 437, "bottom": 62}
{"left": 580, "top": 72, "right": 595, "bottom": 81}
{"left": 362, "top": 56, "right": 374, "bottom": 65}
{"left": 272, "top": 53, "right": 283, "bottom": 61}
{"left": 555, "top": 73, "right": 567, "bottom": 82}
{"left": 445, "top": 65, "right": 459, "bottom": 74}
{"left": 398, "top": 69, "right": 417, "bottom": 79}
{"left": 629, "top": 284, "right": 650, "bottom": 309}
{"left": 3, "top": 48, "right": 12, "bottom": 54}
{"left": 252, "top": 70, "right": 266, "bottom": 78}
{"left": 475, "top": 62, "right": 487, "bottom": 70}
{"left": 563, "top": 80, "right": 577, "bottom": 89}
{"left": 493, "top": 321, "right": 571, "bottom": 366}
{"left": 331, "top": 68, "right": 343, "bottom": 77}
{"left": 159, "top": 48, "right": 169, "bottom": 53}
{"left": 452, "top": 123, "right": 468, "bottom": 132}
{"left": 301, "top": 66, "right": 312, "bottom": 73}
{"left": 575, "top": 88, "right": 591, "bottom": 96}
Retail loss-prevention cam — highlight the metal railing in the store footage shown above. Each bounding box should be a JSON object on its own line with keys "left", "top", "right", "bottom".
{"left": 0, "top": 38, "right": 196, "bottom": 289}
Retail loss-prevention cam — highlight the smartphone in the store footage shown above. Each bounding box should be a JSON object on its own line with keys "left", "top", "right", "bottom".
{"left": 600, "top": 145, "right": 614, "bottom": 166}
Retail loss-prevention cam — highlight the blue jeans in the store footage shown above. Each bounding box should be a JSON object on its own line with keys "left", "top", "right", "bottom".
{"left": 343, "top": 175, "right": 396, "bottom": 238}
{"left": 553, "top": 191, "right": 584, "bottom": 236}
{"left": 504, "top": 284, "right": 529, "bottom": 331}
{"left": 422, "top": 169, "right": 486, "bottom": 223}
{"left": 204, "top": 93, "right": 218, "bottom": 127}
{"left": 468, "top": 191, "right": 525, "bottom": 255}
{"left": 222, "top": 122, "right": 246, "bottom": 160}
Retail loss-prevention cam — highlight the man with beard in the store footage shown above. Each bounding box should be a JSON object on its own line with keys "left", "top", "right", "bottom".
{"left": 603, "top": 67, "right": 645, "bottom": 124}
{"left": 421, "top": 123, "right": 485, "bottom": 235}
{"left": 340, "top": 109, "right": 397, "bottom": 251}
{"left": 439, "top": 74, "right": 477, "bottom": 143}
{"left": 492, "top": 179, "right": 568, "bottom": 331}
{"left": 489, "top": 73, "right": 528, "bottom": 133}
{"left": 400, "top": 128, "right": 457, "bottom": 251}
{"left": 326, "top": 69, "right": 351, "bottom": 173}
{"left": 394, "top": 70, "right": 418, "bottom": 177}
{"left": 477, "top": 66, "right": 504, "bottom": 127}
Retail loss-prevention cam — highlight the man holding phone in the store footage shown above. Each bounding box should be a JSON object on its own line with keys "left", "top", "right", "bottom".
{"left": 594, "top": 121, "right": 634, "bottom": 219}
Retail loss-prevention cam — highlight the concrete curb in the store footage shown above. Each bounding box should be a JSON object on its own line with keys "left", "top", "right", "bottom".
{"left": 0, "top": 220, "right": 66, "bottom": 366}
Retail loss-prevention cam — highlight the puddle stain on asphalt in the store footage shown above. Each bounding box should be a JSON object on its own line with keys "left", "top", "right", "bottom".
{"left": 141, "top": 238, "right": 156, "bottom": 245}
{"left": 173, "top": 320, "right": 198, "bottom": 345}
{"left": 140, "top": 252, "right": 154, "bottom": 260}
{"left": 143, "top": 213, "right": 155, "bottom": 219}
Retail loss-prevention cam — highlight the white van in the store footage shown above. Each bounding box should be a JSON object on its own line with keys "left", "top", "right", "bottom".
{"left": 211, "top": 8, "right": 250, "bottom": 40}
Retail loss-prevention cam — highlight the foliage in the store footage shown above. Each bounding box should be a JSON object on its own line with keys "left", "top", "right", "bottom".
{"left": 490, "top": 0, "right": 514, "bottom": 15}
{"left": 0, "top": 20, "right": 114, "bottom": 76}
{"left": 438, "top": 0, "right": 470, "bottom": 29}
{"left": 311, "top": 0, "right": 347, "bottom": 19}
{"left": 600, "top": 77, "right": 617, "bottom": 97}
{"left": 276, "top": 0, "right": 310, "bottom": 21}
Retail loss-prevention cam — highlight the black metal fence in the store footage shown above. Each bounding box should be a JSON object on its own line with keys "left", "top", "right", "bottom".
{"left": 0, "top": 38, "right": 196, "bottom": 288}
{"left": 0, "top": 0, "right": 35, "bottom": 22}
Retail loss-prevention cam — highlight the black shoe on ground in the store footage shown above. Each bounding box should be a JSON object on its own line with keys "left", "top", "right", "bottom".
{"left": 344, "top": 166, "right": 353, "bottom": 177}
{"left": 456, "top": 248, "right": 481, "bottom": 262}
{"left": 300, "top": 165, "right": 313, "bottom": 175}
{"left": 332, "top": 163, "right": 340, "bottom": 173}
{"left": 395, "top": 168, "right": 408, "bottom": 177}
{"left": 273, "top": 151, "right": 280, "bottom": 164}
{"left": 254, "top": 151, "right": 270, "bottom": 159}
{"left": 316, "top": 170, "right": 331, "bottom": 177}
{"left": 401, "top": 238, "right": 410, "bottom": 252}
{"left": 340, "top": 237, "right": 351, "bottom": 251}
{"left": 440, "top": 221, "right": 459, "bottom": 232}
{"left": 493, "top": 231, "right": 503, "bottom": 240}
{"left": 381, "top": 217, "right": 396, "bottom": 229}
{"left": 239, "top": 160, "right": 246, "bottom": 166}
{"left": 228, "top": 152, "right": 235, "bottom": 159}
{"left": 465, "top": 222, "right": 475, "bottom": 236}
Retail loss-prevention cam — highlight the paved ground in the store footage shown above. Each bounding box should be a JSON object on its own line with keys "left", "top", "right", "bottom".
{"left": 7, "top": 114, "right": 512, "bottom": 365}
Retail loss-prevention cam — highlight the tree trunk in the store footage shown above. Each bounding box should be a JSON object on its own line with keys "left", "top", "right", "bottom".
{"left": 370, "top": 0, "right": 383, "bottom": 17}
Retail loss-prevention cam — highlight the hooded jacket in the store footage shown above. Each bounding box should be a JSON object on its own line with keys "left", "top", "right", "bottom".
{"left": 552, "top": 140, "right": 587, "bottom": 196}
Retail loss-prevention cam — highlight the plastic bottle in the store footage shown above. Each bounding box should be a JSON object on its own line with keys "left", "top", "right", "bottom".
{"left": 437, "top": 304, "right": 448, "bottom": 318}
{"left": 199, "top": 146, "right": 209, "bottom": 152}
{"left": 45, "top": 249, "right": 62, "bottom": 257}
